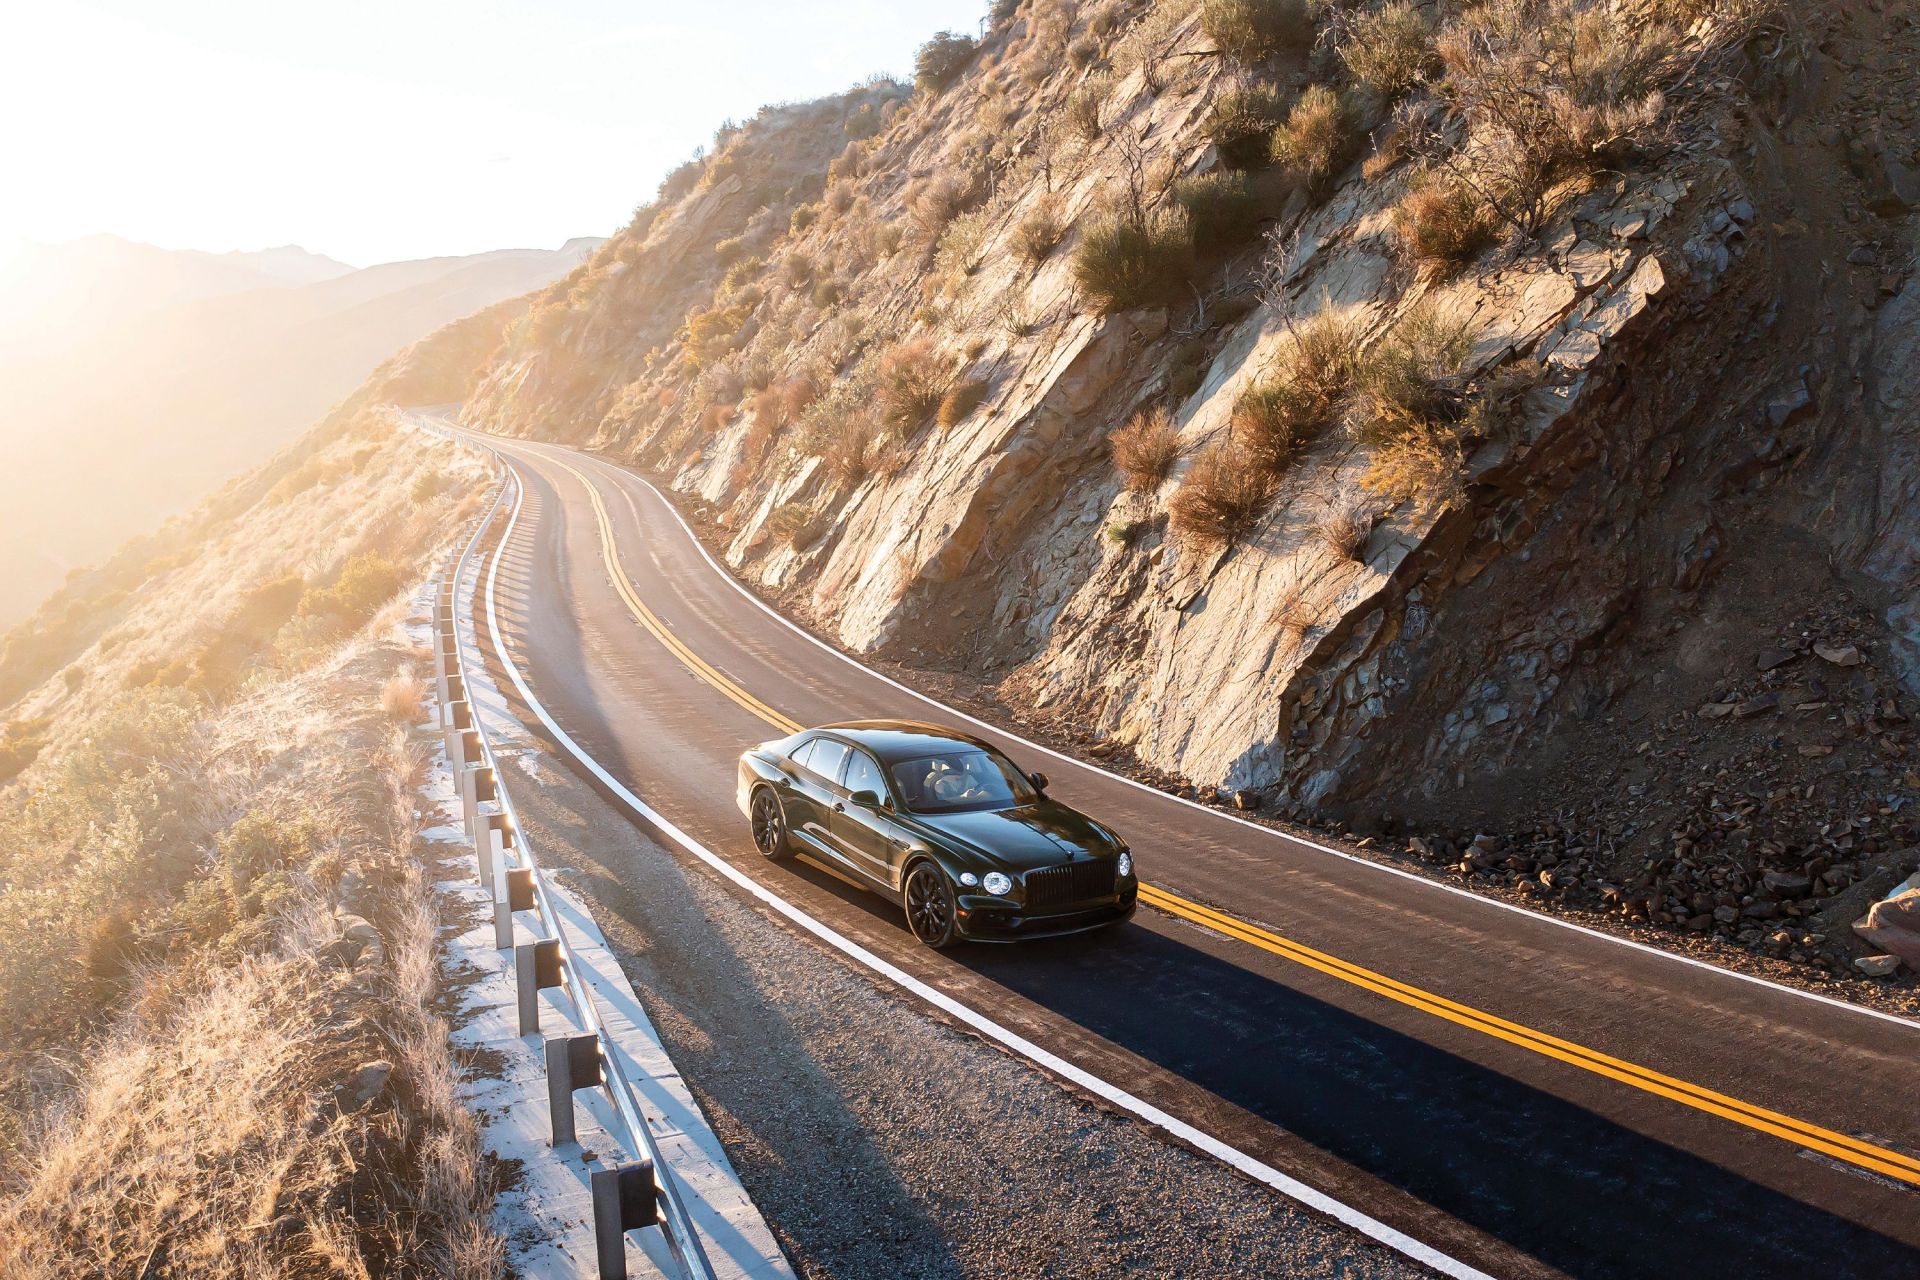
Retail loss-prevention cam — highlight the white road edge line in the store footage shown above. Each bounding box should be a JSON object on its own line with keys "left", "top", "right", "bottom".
{"left": 532, "top": 439, "right": 1920, "bottom": 1037}
{"left": 474, "top": 451, "right": 1495, "bottom": 1280}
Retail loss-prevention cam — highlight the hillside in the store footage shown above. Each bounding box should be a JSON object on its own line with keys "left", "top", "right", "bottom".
{"left": 407, "top": 0, "right": 1920, "bottom": 985}
{"left": 0, "top": 237, "right": 598, "bottom": 628}
{"left": 0, "top": 402, "right": 504, "bottom": 1275}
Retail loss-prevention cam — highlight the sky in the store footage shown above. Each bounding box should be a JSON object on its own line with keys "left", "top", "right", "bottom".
{"left": 0, "top": 1, "right": 986, "bottom": 268}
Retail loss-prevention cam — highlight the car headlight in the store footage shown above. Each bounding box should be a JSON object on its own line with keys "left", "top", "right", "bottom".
{"left": 1117, "top": 850, "right": 1134, "bottom": 879}
{"left": 959, "top": 872, "right": 979, "bottom": 887}
{"left": 982, "top": 871, "right": 1013, "bottom": 897}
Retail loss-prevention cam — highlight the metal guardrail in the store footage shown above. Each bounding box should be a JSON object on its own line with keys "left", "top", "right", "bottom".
{"left": 437, "top": 477, "right": 718, "bottom": 1280}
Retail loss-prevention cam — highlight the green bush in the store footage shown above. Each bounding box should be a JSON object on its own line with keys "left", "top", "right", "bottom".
{"left": 1174, "top": 172, "right": 1265, "bottom": 250}
{"left": 0, "top": 716, "right": 50, "bottom": 785}
{"left": 1201, "top": 0, "right": 1314, "bottom": 62}
{"left": 1205, "top": 85, "right": 1289, "bottom": 169}
{"left": 1073, "top": 206, "right": 1195, "bottom": 314}
{"left": 916, "top": 31, "right": 979, "bottom": 91}
{"left": 298, "top": 553, "right": 405, "bottom": 634}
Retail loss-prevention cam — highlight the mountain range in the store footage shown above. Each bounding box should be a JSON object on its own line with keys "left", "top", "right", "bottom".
{"left": 0, "top": 233, "right": 598, "bottom": 625}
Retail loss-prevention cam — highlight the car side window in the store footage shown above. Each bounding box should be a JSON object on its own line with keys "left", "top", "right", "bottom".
{"left": 788, "top": 738, "right": 815, "bottom": 771}
{"left": 806, "top": 738, "right": 850, "bottom": 786}
{"left": 843, "top": 749, "right": 886, "bottom": 800}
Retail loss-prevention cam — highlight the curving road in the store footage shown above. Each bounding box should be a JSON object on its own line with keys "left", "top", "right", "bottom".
{"left": 452, "top": 425, "right": 1920, "bottom": 1280}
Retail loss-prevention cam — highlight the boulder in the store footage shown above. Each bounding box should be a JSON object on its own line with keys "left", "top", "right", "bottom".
{"left": 1851, "top": 888, "right": 1920, "bottom": 966}
{"left": 1854, "top": 954, "right": 1903, "bottom": 978}
{"left": 339, "top": 1059, "right": 394, "bottom": 1112}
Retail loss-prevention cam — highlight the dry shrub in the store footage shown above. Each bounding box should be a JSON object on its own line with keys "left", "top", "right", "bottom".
{"left": 877, "top": 339, "right": 954, "bottom": 431}
{"left": 780, "top": 376, "right": 820, "bottom": 424}
{"left": 1014, "top": 196, "right": 1069, "bottom": 268}
{"left": 766, "top": 504, "right": 829, "bottom": 551}
{"left": 1271, "top": 576, "right": 1314, "bottom": 640}
{"left": 1350, "top": 304, "right": 1480, "bottom": 505}
{"left": 1067, "top": 80, "right": 1107, "bottom": 141}
{"left": 1392, "top": 170, "right": 1497, "bottom": 278}
{"left": 1337, "top": 2, "right": 1434, "bottom": 98}
{"left": 1174, "top": 171, "right": 1265, "bottom": 251}
{"left": 1073, "top": 205, "right": 1195, "bottom": 314}
{"left": 1169, "top": 440, "right": 1278, "bottom": 550}
{"left": 380, "top": 665, "right": 425, "bottom": 723}
{"left": 1069, "top": 36, "right": 1102, "bottom": 68}
{"left": 1202, "top": 0, "right": 1315, "bottom": 62}
{"left": 1205, "top": 84, "right": 1289, "bottom": 169}
{"left": 908, "top": 171, "right": 984, "bottom": 242}
{"left": 1348, "top": 303, "right": 1477, "bottom": 446}
{"left": 916, "top": 30, "right": 980, "bottom": 91}
{"left": 1233, "top": 306, "right": 1361, "bottom": 469}
{"left": 1436, "top": 0, "right": 1683, "bottom": 226}
{"left": 1363, "top": 433, "right": 1466, "bottom": 506}
{"left": 1111, "top": 408, "right": 1187, "bottom": 491}
{"left": 938, "top": 378, "right": 990, "bottom": 429}
{"left": 1271, "top": 85, "right": 1367, "bottom": 189}
{"left": 1314, "top": 491, "right": 1377, "bottom": 560}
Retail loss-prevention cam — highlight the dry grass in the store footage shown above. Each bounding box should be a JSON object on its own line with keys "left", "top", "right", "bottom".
{"left": 876, "top": 339, "right": 954, "bottom": 432}
{"left": 1201, "top": 0, "right": 1314, "bottom": 62}
{"left": 1169, "top": 439, "right": 1278, "bottom": 550}
{"left": 1435, "top": 0, "right": 1687, "bottom": 227}
{"left": 1014, "top": 196, "right": 1069, "bottom": 269}
{"left": 938, "top": 378, "right": 990, "bottom": 430}
{"left": 1314, "top": 491, "right": 1377, "bottom": 560}
{"left": 1111, "top": 408, "right": 1187, "bottom": 491}
{"left": 1204, "top": 84, "right": 1288, "bottom": 170}
{"left": 1173, "top": 171, "right": 1265, "bottom": 251}
{"left": 1232, "top": 306, "right": 1361, "bottom": 470}
{"left": 1073, "top": 205, "right": 1195, "bottom": 315}
{"left": 1337, "top": 2, "right": 1434, "bottom": 99}
{"left": 1271, "top": 85, "right": 1366, "bottom": 189}
{"left": 379, "top": 665, "right": 426, "bottom": 723}
{"left": 0, "top": 648, "right": 504, "bottom": 1280}
{"left": 1391, "top": 170, "right": 1498, "bottom": 278}
{"left": 1066, "top": 80, "right": 1107, "bottom": 141}
{"left": 1348, "top": 303, "right": 1477, "bottom": 446}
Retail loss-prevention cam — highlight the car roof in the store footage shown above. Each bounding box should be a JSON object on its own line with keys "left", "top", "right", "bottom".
{"left": 810, "top": 719, "right": 1000, "bottom": 764}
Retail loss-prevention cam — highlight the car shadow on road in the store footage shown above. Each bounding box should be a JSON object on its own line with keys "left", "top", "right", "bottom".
{"left": 947, "top": 917, "right": 1920, "bottom": 1280}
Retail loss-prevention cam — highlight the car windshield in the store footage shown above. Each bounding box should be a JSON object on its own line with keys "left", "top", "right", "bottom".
{"left": 889, "top": 749, "right": 1037, "bottom": 814}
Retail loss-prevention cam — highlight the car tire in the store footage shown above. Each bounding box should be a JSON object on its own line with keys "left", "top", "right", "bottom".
{"left": 750, "top": 787, "right": 792, "bottom": 861}
{"left": 903, "top": 861, "right": 960, "bottom": 949}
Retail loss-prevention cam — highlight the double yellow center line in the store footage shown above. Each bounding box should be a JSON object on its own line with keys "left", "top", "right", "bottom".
{"left": 541, "top": 451, "right": 1920, "bottom": 1190}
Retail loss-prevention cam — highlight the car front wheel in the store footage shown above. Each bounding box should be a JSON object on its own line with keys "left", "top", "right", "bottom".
{"left": 903, "top": 862, "right": 959, "bottom": 948}
{"left": 751, "top": 788, "right": 791, "bottom": 861}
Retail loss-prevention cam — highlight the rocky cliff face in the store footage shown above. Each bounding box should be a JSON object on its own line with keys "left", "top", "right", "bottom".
{"left": 425, "top": 0, "right": 1920, "bottom": 978}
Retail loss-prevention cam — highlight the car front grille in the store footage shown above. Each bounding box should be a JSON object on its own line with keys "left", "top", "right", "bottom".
{"left": 1023, "top": 859, "right": 1117, "bottom": 911}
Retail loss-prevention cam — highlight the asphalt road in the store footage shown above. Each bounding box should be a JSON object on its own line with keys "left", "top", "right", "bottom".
{"left": 457, "top": 427, "right": 1920, "bottom": 1280}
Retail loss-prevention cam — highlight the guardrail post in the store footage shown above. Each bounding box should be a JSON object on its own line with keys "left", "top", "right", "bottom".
{"left": 591, "top": 1161, "right": 661, "bottom": 1280}
{"left": 494, "top": 860, "right": 526, "bottom": 950}
{"left": 543, "top": 1033, "right": 602, "bottom": 1146}
{"left": 440, "top": 673, "right": 465, "bottom": 724}
{"left": 443, "top": 707, "right": 473, "bottom": 769}
{"left": 460, "top": 762, "right": 494, "bottom": 837}
{"left": 479, "top": 811, "right": 513, "bottom": 887}
{"left": 515, "top": 938, "right": 562, "bottom": 1035}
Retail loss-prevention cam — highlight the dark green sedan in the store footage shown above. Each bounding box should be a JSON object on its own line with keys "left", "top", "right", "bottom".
{"left": 736, "top": 720, "right": 1137, "bottom": 947}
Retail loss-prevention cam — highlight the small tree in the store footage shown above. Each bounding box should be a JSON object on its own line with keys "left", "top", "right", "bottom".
{"left": 916, "top": 31, "right": 980, "bottom": 91}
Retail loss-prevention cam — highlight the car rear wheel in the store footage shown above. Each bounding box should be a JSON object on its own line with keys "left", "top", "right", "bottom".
{"left": 904, "top": 862, "right": 959, "bottom": 949}
{"left": 751, "top": 788, "right": 791, "bottom": 861}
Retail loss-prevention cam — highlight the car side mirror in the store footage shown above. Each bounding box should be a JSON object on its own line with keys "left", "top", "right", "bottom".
{"left": 849, "top": 789, "right": 884, "bottom": 809}
{"left": 1027, "top": 771, "right": 1048, "bottom": 792}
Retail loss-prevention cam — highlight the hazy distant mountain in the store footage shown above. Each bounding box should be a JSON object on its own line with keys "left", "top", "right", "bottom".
{"left": 0, "top": 235, "right": 355, "bottom": 350}
{"left": 0, "top": 235, "right": 599, "bottom": 626}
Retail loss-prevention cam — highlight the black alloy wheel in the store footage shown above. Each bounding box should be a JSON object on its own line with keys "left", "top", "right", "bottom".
{"left": 752, "top": 789, "right": 791, "bottom": 860}
{"left": 904, "top": 862, "right": 959, "bottom": 948}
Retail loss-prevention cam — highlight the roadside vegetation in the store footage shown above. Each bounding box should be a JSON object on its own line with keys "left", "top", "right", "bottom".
{"left": 0, "top": 417, "right": 504, "bottom": 1276}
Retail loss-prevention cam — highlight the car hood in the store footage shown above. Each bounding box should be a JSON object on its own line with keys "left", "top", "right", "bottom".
{"left": 903, "top": 799, "right": 1120, "bottom": 871}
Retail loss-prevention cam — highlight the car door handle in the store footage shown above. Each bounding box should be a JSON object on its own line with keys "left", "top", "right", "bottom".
{"left": 832, "top": 802, "right": 845, "bottom": 813}
{"left": 780, "top": 777, "right": 794, "bottom": 788}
